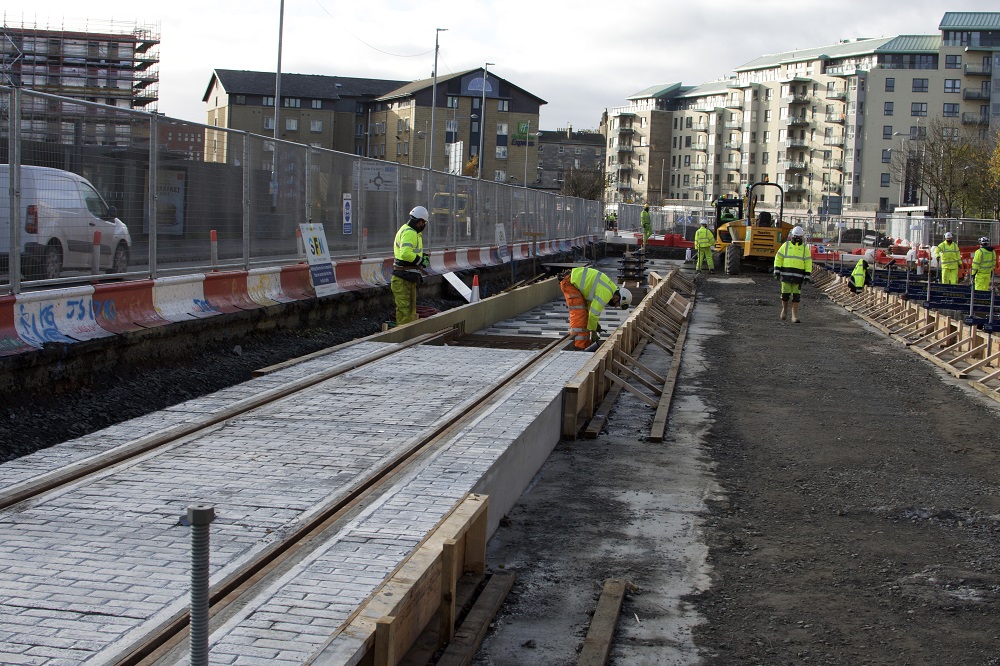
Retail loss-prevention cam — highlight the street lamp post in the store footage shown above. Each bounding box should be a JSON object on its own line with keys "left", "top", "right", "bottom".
{"left": 659, "top": 158, "right": 665, "bottom": 206}
{"left": 428, "top": 28, "right": 446, "bottom": 174}
{"left": 477, "top": 62, "right": 494, "bottom": 180}
{"left": 523, "top": 120, "right": 530, "bottom": 188}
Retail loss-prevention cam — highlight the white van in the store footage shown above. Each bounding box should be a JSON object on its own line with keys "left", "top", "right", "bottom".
{"left": 0, "top": 165, "right": 131, "bottom": 280}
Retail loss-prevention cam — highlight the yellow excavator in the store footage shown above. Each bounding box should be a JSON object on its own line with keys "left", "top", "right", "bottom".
{"left": 712, "top": 180, "right": 794, "bottom": 274}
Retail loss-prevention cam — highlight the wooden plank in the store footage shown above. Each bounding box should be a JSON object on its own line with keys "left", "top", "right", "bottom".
{"left": 603, "top": 370, "right": 659, "bottom": 408}
{"left": 616, "top": 349, "right": 665, "bottom": 386}
{"left": 375, "top": 616, "right": 396, "bottom": 666}
{"left": 436, "top": 572, "right": 516, "bottom": 666}
{"left": 577, "top": 579, "right": 629, "bottom": 666}
{"left": 611, "top": 358, "right": 662, "bottom": 396}
{"left": 649, "top": 316, "right": 690, "bottom": 443}
{"left": 438, "top": 539, "right": 458, "bottom": 647}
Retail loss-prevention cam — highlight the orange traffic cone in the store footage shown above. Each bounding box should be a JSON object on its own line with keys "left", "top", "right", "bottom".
{"left": 471, "top": 274, "right": 480, "bottom": 302}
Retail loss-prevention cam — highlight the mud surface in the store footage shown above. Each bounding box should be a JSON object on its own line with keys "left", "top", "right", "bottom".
{"left": 476, "top": 268, "right": 1000, "bottom": 665}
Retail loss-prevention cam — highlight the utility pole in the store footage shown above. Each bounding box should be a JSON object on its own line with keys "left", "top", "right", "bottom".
{"left": 428, "top": 28, "right": 446, "bottom": 174}
{"left": 477, "top": 62, "right": 493, "bottom": 180}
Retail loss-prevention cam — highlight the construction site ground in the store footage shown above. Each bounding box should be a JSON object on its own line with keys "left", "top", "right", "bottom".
{"left": 475, "top": 266, "right": 1000, "bottom": 666}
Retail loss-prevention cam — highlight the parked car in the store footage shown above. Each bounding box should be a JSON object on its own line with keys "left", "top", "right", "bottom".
{"left": 0, "top": 165, "right": 131, "bottom": 280}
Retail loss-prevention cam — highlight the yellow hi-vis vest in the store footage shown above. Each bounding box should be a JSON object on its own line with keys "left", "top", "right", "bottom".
{"left": 569, "top": 266, "right": 619, "bottom": 331}
{"left": 936, "top": 240, "right": 961, "bottom": 268}
{"left": 773, "top": 240, "right": 812, "bottom": 284}
{"left": 971, "top": 246, "right": 996, "bottom": 276}
{"left": 393, "top": 222, "right": 423, "bottom": 269}
{"left": 851, "top": 260, "right": 867, "bottom": 288}
{"left": 695, "top": 225, "right": 715, "bottom": 250}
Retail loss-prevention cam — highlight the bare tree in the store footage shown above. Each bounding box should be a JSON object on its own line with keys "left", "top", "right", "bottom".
{"left": 560, "top": 166, "right": 606, "bottom": 201}
{"left": 891, "top": 117, "right": 982, "bottom": 216}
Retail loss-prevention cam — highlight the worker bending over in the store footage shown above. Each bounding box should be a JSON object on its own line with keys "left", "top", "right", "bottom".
{"left": 560, "top": 267, "right": 632, "bottom": 350}
{"left": 391, "top": 206, "right": 430, "bottom": 326}
{"left": 773, "top": 226, "right": 812, "bottom": 323}
{"left": 849, "top": 259, "right": 870, "bottom": 295}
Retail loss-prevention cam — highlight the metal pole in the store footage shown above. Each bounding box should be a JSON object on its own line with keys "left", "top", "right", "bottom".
{"left": 148, "top": 112, "right": 159, "bottom": 278}
{"left": 478, "top": 62, "right": 493, "bottom": 180}
{"left": 8, "top": 88, "right": 21, "bottom": 294}
{"left": 523, "top": 120, "right": 529, "bottom": 188}
{"left": 428, "top": 28, "right": 445, "bottom": 174}
{"left": 187, "top": 504, "right": 215, "bottom": 666}
{"left": 659, "top": 157, "right": 665, "bottom": 205}
{"left": 273, "top": 0, "right": 284, "bottom": 143}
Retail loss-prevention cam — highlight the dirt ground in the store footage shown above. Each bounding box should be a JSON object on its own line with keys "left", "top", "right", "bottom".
{"left": 476, "top": 266, "right": 1000, "bottom": 665}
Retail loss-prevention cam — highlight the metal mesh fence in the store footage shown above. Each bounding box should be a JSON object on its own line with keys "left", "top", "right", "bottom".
{"left": 2, "top": 85, "right": 603, "bottom": 293}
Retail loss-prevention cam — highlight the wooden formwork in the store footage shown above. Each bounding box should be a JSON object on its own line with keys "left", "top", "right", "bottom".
{"left": 308, "top": 494, "right": 488, "bottom": 666}
{"left": 817, "top": 268, "right": 1000, "bottom": 391}
{"left": 562, "top": 268, "right": 695, "bottom": 439}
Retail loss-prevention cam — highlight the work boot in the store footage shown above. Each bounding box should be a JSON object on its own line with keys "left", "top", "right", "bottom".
{"left": 791, "top": 302, "right": 801, "bottom": 323}
{"left": 780, "top": 302, "right": 787, "bottom": 321}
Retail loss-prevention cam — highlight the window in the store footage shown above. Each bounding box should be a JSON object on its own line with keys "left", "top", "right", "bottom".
{"left": 942, "top": 127, "right": 960, "bottom": 141}
{"left": 283, "top": 98, "right": 300, "bottom": 108}
{"left": 764, "top": 109, "right": 772, "bottom": 122}
{"left": 397, "top": 119, "right": 404, "bottom": 133}
{"left": 909, "top": 126, "right": 927, "bottom": 140}
{"left": 497, "top": 100, "right": 509, "bottom": 111}
{"left": 447, "top": 96, "right": 458, "bottom": 109}
{"left": 686, "top": 117, "right": 693, "bottom": 129}
{"left": 496, "top": 146, "right": 507, "bottom": 159}
{"left": 883, "top": 125, "right": 893, "bottom": 139}
{"left": 685, "top": 136, "right": 692, "bottom": 147}
{"left": 944, "top": 79, "right": 960, "bottom": 93}
{"left": 762, "top": 152, "right": 770, "bottom": 165}
{"left": 912, "top": 78, "right": 928, "bottom": 93}
{"left": 945, "top": 54, "right": 962, "bottom": 69}
{"left": 311, "top": 100, "right": 322, "bottom": 109}
{"left": 310, "top": 120, "right": 323, "bottom": 132}
{"left": 285, "top": 118, "right": 298, "bottom": 131}
{"left": 235, "top": 95, "right": 246, "bottom": 105}
{"left": 882, "top": 149, "right": 892, "bottom": 163}
{"left": 684, "top": 155, "right": 691, "bottom": 166}
{"left": 884, "top": 101, "right": 893, "bottom": 116}
{"left": 496, "top": 123, "right": 508, "bottom": 135}
{"left": 264, "top": 117, "right": 274, "bottom": 130}
{"left": 881, "top": 173, "right": 890, "bottom": 187}
{"left": 943, "top": 103, "right": 959, "bottom": 117}
{"left": 910, "top": 102, "right": 927, "bottom": 117}
{"left": 355, "top": 123, "right": 364, "bottom": 137}
{"left": 494, "top": 170, "right": 506, "bottom": 182}
{"left": 263, "top": 96, "right": 274, "bottom": 107}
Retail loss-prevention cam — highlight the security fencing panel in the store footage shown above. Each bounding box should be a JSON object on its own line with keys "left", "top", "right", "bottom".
{"left": 13, "top": 90, "right": 149, "bottom": 283}
{"left": 153, "top": 118, "right": 244, "bottom": 271}
{"left": 309, "top": 148, "right": 362, "bottom": 258}
{"left": 246, "top": 134, "right": 306, "bottom": 263}
{"left": 359, "top": 157, "right": 403, "bottom": 256}
{"left": 1, "top": 86, "right": 11, "bottom": 290}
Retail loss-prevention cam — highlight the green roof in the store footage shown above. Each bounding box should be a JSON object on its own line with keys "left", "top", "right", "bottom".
{"left": 875, "top": 35, "right": 941, "bottom": 53}
{"left": 735, "top": 37, "right": 893, "bottom": 71}
{"left": 677, "top": 80, "right": 734, "bottom": 98}
{"left": 939, "top": 12, "right": 1000, "bottom": 30}
{"left": 626, "top": 83, "right": 684, "bottom": 100}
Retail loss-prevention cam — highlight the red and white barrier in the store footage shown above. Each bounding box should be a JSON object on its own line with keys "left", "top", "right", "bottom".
{"left": 15, "top": 286, "right": 114, "bottom": 343}
{"left": 1, "top": 294, "right": 41, "bottom": 355}
{"left": 204, "top": 271, "right": 263, "bottom": 313}
{"left": 279, "top": 264, "right": 316, "bottom": 301}
{"left": 153, "top": 275, "right": 219, "bottom": 322}
{"left": 247, "top": 267, "right": 295, "bottom": 305}
{"left": 93, "top": 280, "right": 171, "bottom": 333}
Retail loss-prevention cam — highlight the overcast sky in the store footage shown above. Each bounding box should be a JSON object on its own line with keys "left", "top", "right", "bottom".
{"left": 7, "top": 0, "right": 998, "bottom": 131}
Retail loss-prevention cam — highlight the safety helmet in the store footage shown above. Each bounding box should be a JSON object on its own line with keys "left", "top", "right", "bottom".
{"left": 700, "top": 220, "right": 708, "bottom": 226}
{"left": 944, "top": 232, "right": 954, "bottom": 240}
{"left": 409, "top": 205, "right": 429, "bottom": 222}
{"left": 980, "top": 236, "right": 990, "bottom": 246}
{"left": 617, "top": 286, "right": 633, "bottom": 309}
{"left": 790, "top": 226, "right": 805, "bottom": 238}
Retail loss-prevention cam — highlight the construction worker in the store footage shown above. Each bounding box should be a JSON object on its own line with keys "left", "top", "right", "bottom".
{"left": 773, "top": 226, "right": 812, "bottom": 323}
{"left": 694, "top": 220, "right": 715, "bottom": 272}
{"left": 936, "top": 232, "right": 961, "bottom": 285}
{"left": 560, "top": 266, "right": 632, "bottom": 350}
{"left": 391, "top": 206, "right": 430, "bottom": 326}
{"left": 849, "top": 259, "right": 870, "bottom": 294}
{"left": 640, "top": 205, "right": 652, "bottom": 247}
{"left": 970, "top": 237, "right": 996, "bottom": 292}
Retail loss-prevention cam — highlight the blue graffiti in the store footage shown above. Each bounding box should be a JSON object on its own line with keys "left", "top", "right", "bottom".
{"left": 192, "top": 298, "right": 218, "bottom": 314}
{"left": 66, "top": 298, "right": 94, "bottom": 321}
{"left": 93, "top": 299, "right": 118, "bottom": 321}
{"left": 17, "top": 304, "right": 75, "bottom": 346}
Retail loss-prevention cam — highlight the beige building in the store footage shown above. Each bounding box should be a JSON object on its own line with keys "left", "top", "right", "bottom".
{"left": 203, "top": 68, "right": 545, "bottom": 184}
{"left": 606, "top": 11, "right": 999, "bottom": 216}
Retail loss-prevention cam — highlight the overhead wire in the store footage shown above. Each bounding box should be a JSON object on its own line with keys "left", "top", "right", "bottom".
{"left": 312, "top": 0, "right": 433, "bottom": 58}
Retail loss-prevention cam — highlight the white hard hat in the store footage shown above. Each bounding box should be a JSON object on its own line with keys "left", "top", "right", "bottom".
{"left": 700, "top": 219, "right": 708, "bottom": 225}
{"left": 790, "top": 225, "right": 805, "bottom": 238}
{"left": 944, "top": 232, "right": 954, "bottom": 240}
{"left": 980, "top": 236, "right": 990, "bottom": 245}
{"left": 409, "top": 205, "right": 429, "bottom": 221}
{"left": 617, "top": 286, "right": 632, "bottom": 309}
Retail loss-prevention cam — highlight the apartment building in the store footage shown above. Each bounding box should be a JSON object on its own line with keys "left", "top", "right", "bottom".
{"left": 534, "top": 127, "right": 606, "bottom": 192}
{"left": 1, "top": 19, "right": 160, "bottom": 145}
{"left": 607, "top": 11, "right": 1000, "bottom": 215}
{"left": 204, "top": 67, "right": 544, "bottom": 184}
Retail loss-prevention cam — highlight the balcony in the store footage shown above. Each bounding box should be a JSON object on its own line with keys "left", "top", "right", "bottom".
{"left": 823, "top": 136, "right": 845, "bottom": 146}
{"left": 724, "top": 121, "right": 742, "bottom": 130}
{"left": 725, "top": 99, "right": 743, "bottom": 109}
{"left": 964, "top": 88, "right": 991, "bottom": 100}
{"left": 783, "top": 94, "right": 809, "bottom": 104}
{"left": 825, "top": 113, "right": 846, "bottom": 123}
{"left": 785, "top": 116, "right": 809, "bottom": 126}
{"left": 691, "top": 142, "right": 708, "bottom": 151}
{"left": 782, "top": 160, "right": 807, "bottom": 170}
{"left": 722, "top": 162, "right": 741, "bottom": 171}
{"left": 965, "top": 63, "right": 993, "bottom": 76}
{"left": 825, "top": 90, "right": 847, "bottom": 100}
{"left": 724, "top": 141, "right": 742, "bottom": 150}
{"left": 826, "top": 66, "right": 858, "bottom": 78}
{"left": 618, "top": 126, "right": 635, "bottom": 134}
{"left": 617, "top": 144, "right": 634, "bottom": 153}
{"left": 693, "top": 124, "right": 709, "bottom": 132}
{"left": 783, "top": 138, "right": 808, "bottom": 148}
{"left": 782, "top": 182, "right": 807, "bottom": 192}
{"left": 823, "top": 159, "right": 844, "bottom": 170}
{"left": 962, "top": 112, "right": 990, "bottom": 125}
{"left": 616, "top": 181, "right": 632, "bottom": 190}
{"left": 617, "top": 163, "right": 632, "bottom": 172}
{"left": 690, "top": 162, "right": 707, "bottom": 171}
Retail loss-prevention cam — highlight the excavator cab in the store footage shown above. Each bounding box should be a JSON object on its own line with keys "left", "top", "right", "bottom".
{"left": 713, "top": 181, "right": 794, "bottom": 274}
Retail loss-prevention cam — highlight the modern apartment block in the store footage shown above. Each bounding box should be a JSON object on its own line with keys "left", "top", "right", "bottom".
{"left": 534, "top": 127, "right": 606, "bottom": 192}
{"left": 1, "top": 18, "right": 160, "bottom": 145}
{"left": 204, "top": 67, "right": 544, "bottom": 184}
{"left": 606, "top": 11, "right": 999, "bottom": 216}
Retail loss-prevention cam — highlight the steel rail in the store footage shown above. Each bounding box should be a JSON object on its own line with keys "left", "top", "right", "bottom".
{"left": 0, "top": 328, "right": 458, "bottom": 511}
{"left": 115, "top": 333, "right": 571, "bottom": 665}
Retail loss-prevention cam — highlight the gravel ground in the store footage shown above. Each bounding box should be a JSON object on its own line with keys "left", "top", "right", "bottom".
{"left": 476, "top": 267, "right": 1000, "bottom": 665}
